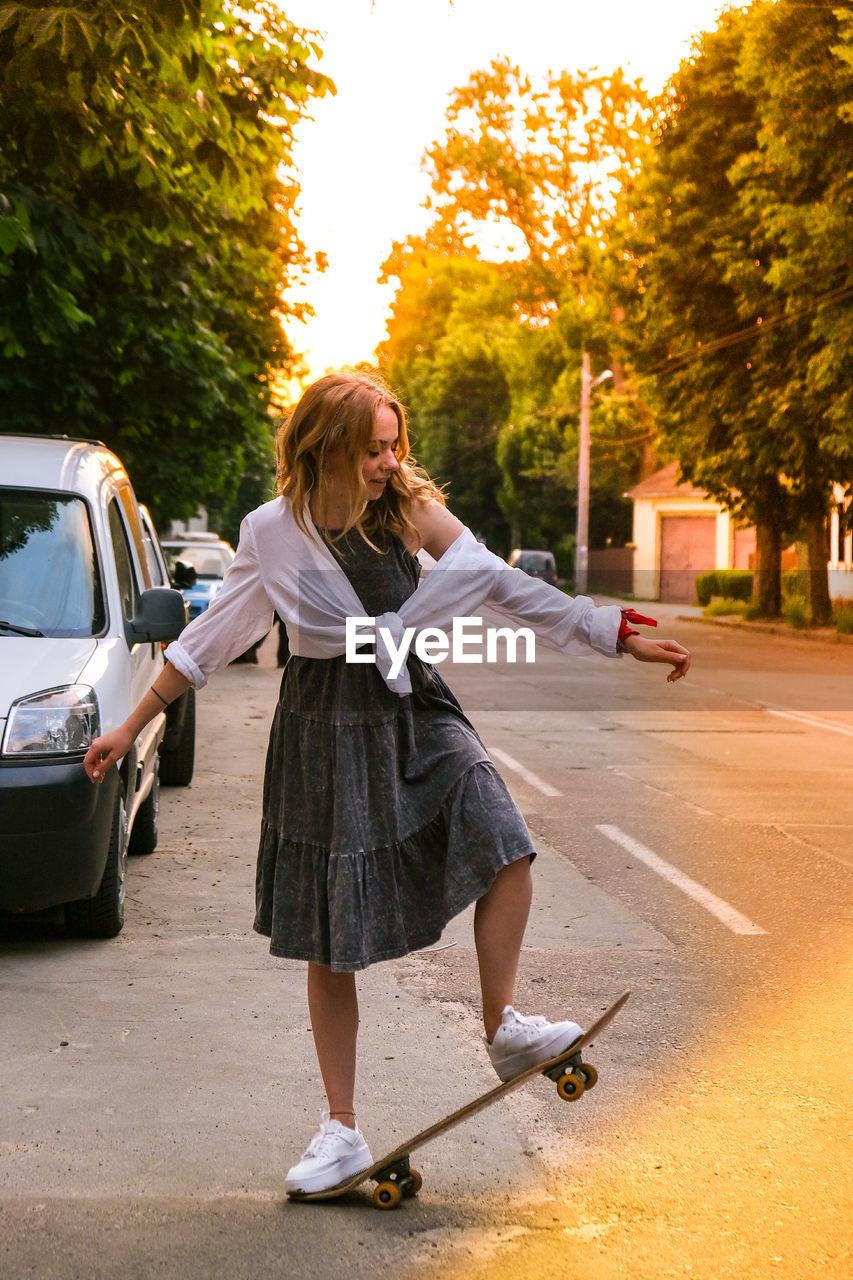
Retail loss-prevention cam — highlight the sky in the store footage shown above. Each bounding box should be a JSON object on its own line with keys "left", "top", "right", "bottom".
{"left": 278, "top": 0, "right": 733, "bottom": 383}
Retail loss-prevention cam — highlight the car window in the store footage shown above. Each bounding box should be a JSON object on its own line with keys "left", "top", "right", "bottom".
{"left": 140, "top": 531, "right": 166, "bottom": 587}
{"left": 139, "top": 509, "right": 168, "bottom": 588}
{"left": 115, "top": 482, "right": 153, "bottom": 590}
{"left": 108, "top": 499, "right": 140, "bottom": 622}
{"left": 162, "top": 544, "right": 233, "bottom": 578}
{"left": 0, "top": 488, "right": 106, "bottom": 637}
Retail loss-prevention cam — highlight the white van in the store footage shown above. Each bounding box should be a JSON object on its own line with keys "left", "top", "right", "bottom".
{"left": 0, "top": 436, "right": 190, "bottom": 936}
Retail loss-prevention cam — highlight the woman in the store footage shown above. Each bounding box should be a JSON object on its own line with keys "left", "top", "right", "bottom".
{"left": 84, "top": 371, "right": 691, "bottom": 1196}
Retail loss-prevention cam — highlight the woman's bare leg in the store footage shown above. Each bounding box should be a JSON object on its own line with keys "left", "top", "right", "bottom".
{"left": 306, "top": 962, "right": 359, "bottom": 1129}
{"left": 474, "top": 856, "right": 533, "bottom": 1042}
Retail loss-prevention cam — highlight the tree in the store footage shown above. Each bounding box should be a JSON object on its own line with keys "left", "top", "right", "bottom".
{"left": 379, "top": 247, "right": 519, "bottom": 547}
{"left": 379, "top": 243, "right": 515, "bottom": 404}
{"left": 732, "top": 0, "right": 853, "bottom": 623}
{"left": 624, "top": 0, "right": 853, "bottom": 620}
{"left": 380, "top": 61, "right": 652, "bottom": 558}
{"left": 0, "top": 1, "right": 332, "bottom": 525}
{"left": 422, "top": 58, "right": 650, "bottom": 305}
{"left": 623, "top": 6, "right": 798, "bottom": 615}
{"left": 416, "top": 326, "right": 512, "bottom": 547}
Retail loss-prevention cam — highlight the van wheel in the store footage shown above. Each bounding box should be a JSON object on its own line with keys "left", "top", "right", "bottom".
{"left": 129, "top": 759, "right": 159, "bottom": 855}
{"left": 160, "top": 687, "right": 195, "bottom": 787}
{"left": 66, "top": 790, "right": 128, "bottom": 938}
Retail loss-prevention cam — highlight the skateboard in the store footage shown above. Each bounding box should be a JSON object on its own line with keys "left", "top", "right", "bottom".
{"left": 288, "top": 989, "right": 629, "bottom": 1209}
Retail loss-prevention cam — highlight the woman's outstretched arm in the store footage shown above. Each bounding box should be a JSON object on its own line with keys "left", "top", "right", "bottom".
{"left": 408, "top": 498, "right": 691, "bottom": 682}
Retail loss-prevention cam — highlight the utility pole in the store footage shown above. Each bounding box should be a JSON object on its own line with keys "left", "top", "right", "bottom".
{"left": 574, "top": 353, "right": 612, "bottom": 596}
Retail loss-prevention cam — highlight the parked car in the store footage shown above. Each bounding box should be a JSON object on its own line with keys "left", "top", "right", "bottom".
{"left": 160, "top": 535, "right": 235, "bottom": 620}
{"left": 138, "top": 507, "right": 197, "bottom": 787}
{"left": 161, "top": 532, "right": 268, "bottom": 663}
{"left": 0, "top": 436, "right": 190, "bottom": 937}
{"left": 508, "top": 548, "right": 559, "bottom": 586}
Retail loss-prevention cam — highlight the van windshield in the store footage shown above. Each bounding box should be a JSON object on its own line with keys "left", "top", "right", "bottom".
{"left": 0, "top": 489, "right": 106, "bottom": 637}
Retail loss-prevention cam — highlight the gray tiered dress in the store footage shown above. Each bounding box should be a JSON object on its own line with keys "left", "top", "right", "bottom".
{"left": 253, "top": 527, "right": 535, "bottom": 971}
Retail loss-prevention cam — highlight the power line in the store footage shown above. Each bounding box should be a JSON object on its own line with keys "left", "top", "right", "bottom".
{"left": 640, "top": 277, "right": 853, "bottom": 381}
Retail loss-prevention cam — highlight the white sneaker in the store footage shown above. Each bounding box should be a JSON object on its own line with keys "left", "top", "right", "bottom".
{"left": 284, "top": 1115, "right": 373, "bottom": 1195}
{"left": 487, "top": 1006, "right": 583, "bottom": 1082}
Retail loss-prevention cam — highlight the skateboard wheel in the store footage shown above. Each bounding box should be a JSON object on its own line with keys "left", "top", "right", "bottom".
{"left": 557, "top": 1071, "right": 585, "bottom": 1102}
{"left": 373, "top": 1181, "right": 403, "bottom": 1210}
{"left": 578, "top": 1062, "right": 598, "bottom": 1090}
{"left": 403, "top": 1169, "right": 423, "bottom": 1198}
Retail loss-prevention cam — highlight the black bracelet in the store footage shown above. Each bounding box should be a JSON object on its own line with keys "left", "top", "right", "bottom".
{"left": 151, "top": 686, "right": 170, "bottom": 707}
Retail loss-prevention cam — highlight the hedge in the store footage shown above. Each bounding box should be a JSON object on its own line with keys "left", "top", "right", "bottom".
{"left": 694, "top": 569, "right": 754, "bottom": 606}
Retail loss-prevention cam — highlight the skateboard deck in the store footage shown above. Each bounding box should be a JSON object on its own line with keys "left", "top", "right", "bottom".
{"left": 288, "top": 989, "right": 629, "bottom": 1209}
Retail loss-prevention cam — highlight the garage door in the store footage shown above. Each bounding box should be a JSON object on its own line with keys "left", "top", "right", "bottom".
{"left": 659, "top": 516, "right": 717, "bottom": 603}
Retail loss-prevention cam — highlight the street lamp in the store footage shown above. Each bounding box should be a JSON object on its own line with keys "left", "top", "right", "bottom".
{"left": 575, "top": 352, "right": 612, "bottom": 596}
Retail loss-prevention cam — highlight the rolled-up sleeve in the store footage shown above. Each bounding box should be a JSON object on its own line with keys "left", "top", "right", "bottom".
{"left": 164, "top": 519, "right": 274, "bottom": 688}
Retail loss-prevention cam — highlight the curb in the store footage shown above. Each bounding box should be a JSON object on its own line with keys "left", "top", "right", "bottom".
{"left": 675, "top": 613, "right": 853, "bottom": 646}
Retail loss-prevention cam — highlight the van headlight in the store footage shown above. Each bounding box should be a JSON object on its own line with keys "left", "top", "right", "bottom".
{"left": 2, "top": 685, "right": 100, "bottom": 757}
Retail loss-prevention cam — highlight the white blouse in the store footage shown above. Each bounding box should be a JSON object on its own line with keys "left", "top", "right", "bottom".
{"left": 164, "top": 496, "right": 623, "bottom": 695}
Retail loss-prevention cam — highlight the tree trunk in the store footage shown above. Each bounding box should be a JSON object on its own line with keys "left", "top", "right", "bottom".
{"left": 804, "top": 509, "right": 832, "bottom": 626}
{"left": 753, "top": 519, "right": 782, "bottom": 616}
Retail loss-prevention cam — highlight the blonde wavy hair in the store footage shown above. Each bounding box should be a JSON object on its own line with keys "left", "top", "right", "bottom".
{"left": 275, "top": 370, "right": 445, "bottom": 546}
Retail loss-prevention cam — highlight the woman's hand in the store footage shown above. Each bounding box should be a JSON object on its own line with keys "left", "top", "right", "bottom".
{"left": 84, "top": 725, "right": 136, "bottom": 783}
{"left": 622, "top": 633, "right": 692, "bottom": 682}
{"left": 83, "top": 668, "right": 190, "bottom": 783}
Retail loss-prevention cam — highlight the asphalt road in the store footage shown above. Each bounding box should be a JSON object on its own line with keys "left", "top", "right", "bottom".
{"left": 1, "top": 612, "right": 851, "bottom": 1280}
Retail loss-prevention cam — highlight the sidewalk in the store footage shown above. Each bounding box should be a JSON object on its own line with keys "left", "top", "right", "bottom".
{"left": 615, "top": 597, "right": 853, "bottom": 646}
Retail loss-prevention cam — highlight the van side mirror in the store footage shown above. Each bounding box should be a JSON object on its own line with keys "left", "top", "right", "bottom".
{"left": 126, "top": 588, "right": 188, "bottom": 645}
{"left": 171, "top": 559, "right": 197, "bottom": 590}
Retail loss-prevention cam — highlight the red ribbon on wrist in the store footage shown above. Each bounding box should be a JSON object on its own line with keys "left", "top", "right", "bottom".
{"left": 618, "top": 608, "right": 658, "bottom": 644}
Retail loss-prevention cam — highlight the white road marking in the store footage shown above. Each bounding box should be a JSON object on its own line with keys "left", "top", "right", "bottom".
{"left": 489, "top": 747, "right": 562, "bottom": 797}
{"left": 760, "top": 704, "right": 853, "bottom": 738}
{"left": 596, "top": 824, "right": 768, "bottom": 936}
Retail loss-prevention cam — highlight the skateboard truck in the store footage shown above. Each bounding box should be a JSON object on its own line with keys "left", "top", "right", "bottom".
{"left": 370, "top": 1157, "right": 423, "bottom": 1210}
{"left": 543, "top": 1045, "right": 599, "bottom": 1102}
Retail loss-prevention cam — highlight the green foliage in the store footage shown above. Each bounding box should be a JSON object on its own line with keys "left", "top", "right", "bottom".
{"left": 380, "top": 243, "right": 643, "bottom": 554}
{"left": 380, "top": 61, "right": 651, "bottom": 556}
{"left": 379, "top": 250, "right": 519, "bottom": 548}
{"left": 782, "top": 568, "right": 807, "bottom": 599}
{"left": 734, "top": 0, "right": 853, "bottom": 440}
{"left": 702, "top": 598, "right": 760, "bottom": 620}
{"left": 694, "top": 569, "right": 754, "bottom": 607}
{"left": 206, "top": 423, "right": 278, "bottom": 547}
{"left": 0, "top": 1, "right": 332, "bottom": 524}
{"left": 624, "top": 0, "right": 853, "bottom": 618}
{"left": 496, "top": 413, "right": 568, "bottom": 551}
{"left": 411, "top": 325, "right": 512, "bottom": 549}
{"left": 732, "top": 0, "right": 853, "bottom": 624}
{"left": 382, "top": 5, "right": 853, "bottom": 608}
{"left": 834, "top": 602, "right": 853, "bottom": 636}
{"left": 701, "top": 592, "right": 853, "bottom": 631}
{"left": 422, "top": 59, "right": 651, "bottom": 299}
{"left": 781, "top": 595, "right": 810, "bottom": 630}
{"left": 626, "top": 11, "right": 790, "bottom": 525}
{"left": 379, "top": 248, "right": 518, "bottom": 422}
